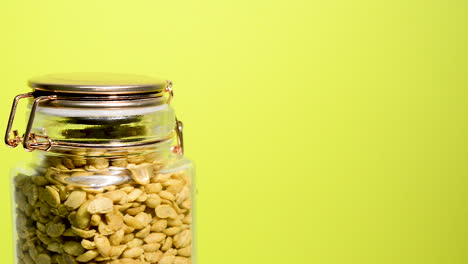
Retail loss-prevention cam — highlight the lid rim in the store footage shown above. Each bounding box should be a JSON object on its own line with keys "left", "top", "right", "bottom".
{"left": 32, "top": 85, "right": 165, "bottom": 95}
{"left": 28, "top": 73, "right": 168, "bottom": 95}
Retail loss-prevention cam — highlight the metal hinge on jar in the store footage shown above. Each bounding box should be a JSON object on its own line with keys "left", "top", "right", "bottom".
{"left": 4, "top": 80, "right": 184, "bottom": 153}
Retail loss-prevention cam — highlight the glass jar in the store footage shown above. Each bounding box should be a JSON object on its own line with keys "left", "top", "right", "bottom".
{"left": 5, "top": 73, "right": 195, "bottom": 264}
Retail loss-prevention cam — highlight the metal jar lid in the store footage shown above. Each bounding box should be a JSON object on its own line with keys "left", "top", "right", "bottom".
{"left": 29, "top": 72, "right": 168, "bottom": 95}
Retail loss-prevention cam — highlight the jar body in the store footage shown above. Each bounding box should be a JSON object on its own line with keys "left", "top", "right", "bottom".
{"left": 13, "top": 146, "right": 194, "bottom": 264}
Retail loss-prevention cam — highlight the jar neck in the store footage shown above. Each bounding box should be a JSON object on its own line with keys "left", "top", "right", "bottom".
{"left": 33, "top": 136, "right": 176, "bottom": 157}
{"left": 31, "top": 137, "right": 179, "bottom": 174}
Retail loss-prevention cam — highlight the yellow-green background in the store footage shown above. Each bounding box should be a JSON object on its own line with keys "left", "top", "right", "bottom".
{"left": 1, "top": 1, "right": 467, "bottom": 263}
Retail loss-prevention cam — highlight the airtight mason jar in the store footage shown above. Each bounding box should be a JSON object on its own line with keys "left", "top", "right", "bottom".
{"left": 5, "top": 73, "right": 195, "bottom": 264}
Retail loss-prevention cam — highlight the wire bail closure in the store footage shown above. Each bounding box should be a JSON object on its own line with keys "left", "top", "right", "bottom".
{"left": 172, "top": 119, "right": 184, "bottom": 156}
{"left": 4, "top": 80, "right": 184, "bottom": 153}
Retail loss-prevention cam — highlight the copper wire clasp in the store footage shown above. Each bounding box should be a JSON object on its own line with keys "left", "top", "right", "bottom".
{"left": 165, "top": 81, "right": 184, "bottom": 155}
{"left": 165, "top": 80, "right": 174, "bottom": 104}
{"left": 171, "top": 119, "right": 184, "bottom": 155}
{"left": 5, "top": 92, "right": 34, "bottom": 148}
{"left": 4, "top": 93, "right": 57, "bottom": 151}
{"left": 23, "top": 95, "right": 57, "bottom": 151}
